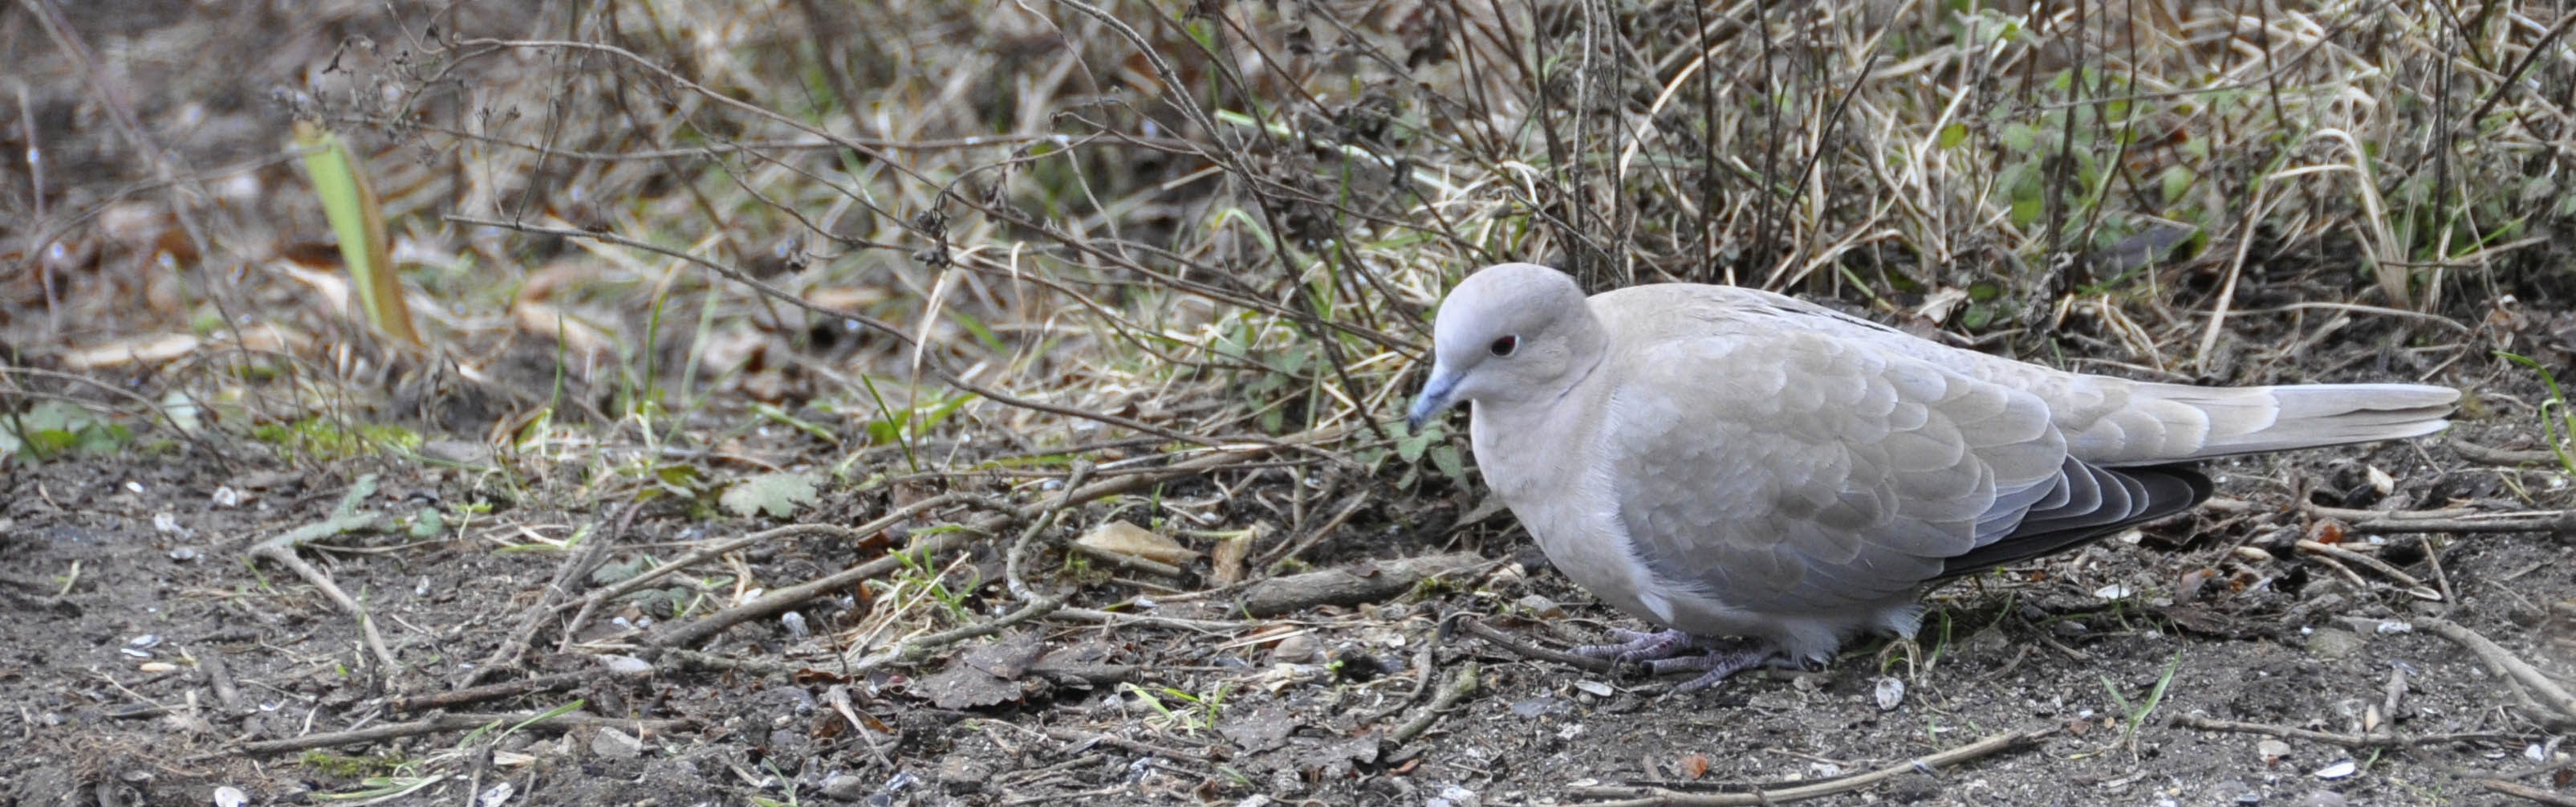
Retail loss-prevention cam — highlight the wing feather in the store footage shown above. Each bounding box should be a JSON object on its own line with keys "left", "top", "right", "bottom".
{"left": 1599, "top": 324, "right": 2067, "bottom": 613}
{"left": 1592, "top": 303, "right": 2213, "bottom": 615}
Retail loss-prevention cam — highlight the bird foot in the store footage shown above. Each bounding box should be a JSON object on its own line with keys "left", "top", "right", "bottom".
{"left": 1651, "top": 642, "right": 1785, "bottom": 692}
{"left": 1574, "top": 630, "right": 1784, "bottom": 691}
{"left": 1572, "top": 628, "right": 1693, "bottom": 663}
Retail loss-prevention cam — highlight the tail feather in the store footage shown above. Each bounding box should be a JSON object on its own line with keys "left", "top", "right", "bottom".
{"left": 2073, "top": 381, "right": 2458, "bottom": 466}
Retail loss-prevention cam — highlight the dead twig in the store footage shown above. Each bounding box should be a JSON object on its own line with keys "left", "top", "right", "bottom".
{"left": 644, "top": 528, "right": 983, "bottom": 650}
{"left": 2172, "top": 714, "right": 2518, "bottom": 748}
{"left": 1237, "top": 552, "right": 1495, "bottom": 617}
{"left": 846, "top": 583, "right": 1066, "bottom": 675}
{"left": 2295, "top": 540, "right": 2441, "bottom": 601}
{"left": 645, "top": 440, "right": 1310, "bottom": 650}
{"left": 1048, "top": 607, "right": 1253, "bottom": 634}
{"left": 225, "top": 711, "right": 689, "bottom": 757}
{"left": 1449, "top": 615, "right": 1636, "bottom": 677}
{"left": 1067, "top": 541, "right": 1186, "bottom": 578}
{"left": 1357, "top": 642, "right": 1441, "bottom": 726}
{"left": 1388, "top": 661, "right": 1479, "bottom": 745}
{"left": 2416, "top": 615, "right": 2576, "bottom": 729}
{"left": 1039, "top": 727, "right": 1225, "bottom": 764}
{"left": 566, "top": 491, "right": 1007, "bottom": 622}
{"left": 1566, "top": 725, "right": 2058, "bottom": 805}
{"left": 462, "top": 499, "right": 642, "bottom": 687}
{"left": 392, "top": 670, "right": 591, "bottom": 714}
{"left": 245, "top": 475, "right": 400, "bottom": 672}
{"left": 2449, "top": 440, "right": 2562, "bottom": 467}
{"left": 2482, "top": 778, "right": 2576, "bottom": 806}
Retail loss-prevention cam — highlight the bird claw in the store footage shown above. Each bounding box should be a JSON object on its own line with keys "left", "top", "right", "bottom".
{"left": 1574, "top": 630, "right": 1784, "bottom": 691}
{"left": 1573, "top": 628, "right": 1692, "bottom": 663}
{"left": 1656, "top": 644, "right": 1782, "bottom": 692}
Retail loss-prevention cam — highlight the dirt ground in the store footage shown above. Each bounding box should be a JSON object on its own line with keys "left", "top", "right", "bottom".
{"left": 5, "top": 366, "right": 2576, "bottom": 806}
{"left": 5, "top": 300, "right": 2573, "bottom": 806}
{"left": 9, "top": 1, "right": 2576, "bottom": 806}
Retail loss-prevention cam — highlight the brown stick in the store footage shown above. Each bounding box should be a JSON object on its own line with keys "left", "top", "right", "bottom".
{"left": 645, "top": 528, "right": 983, "bottom": 650}
{"left": 246, "top": 475, "right": 400, "bottom": 671}
{"left": 228, "top": 711, "right": 690, "bottom": 756}
{"left": 2482, "top": 779, "right": 2576, "bottom": 806}
{"left": 463, "top": 499, "right": 643, "bottom": 687}
{"left": 2294, "top": 540, "right": 2440, "bottom": 600}
{"left": 2449, "top": 439, "right": 2562, "bottom": 467}
{"left": 2172, "top": 713, "right": 2517, "bottom": 748}
{"left": 1388, "top": 661, "right": 1480, "bottom": 745}
{"left": 648, "top": 442, "right": 1303, "bottom": 650}
{"left": 1566, "top": 726, "right": 2058, "bottom": 805}
{"left": 1236, "top": 552, "right": 1495, "bottom": 617}
{"left": 1450, "top": 615, "right": 1639, "bottom": 677}
{"left": 2416, "top": 615, "right": 2576, "bottom": 728}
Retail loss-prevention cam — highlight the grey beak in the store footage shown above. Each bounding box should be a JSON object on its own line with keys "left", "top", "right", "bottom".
{"left": 1405, "top": 367, "right": 1459, "bottom": 431}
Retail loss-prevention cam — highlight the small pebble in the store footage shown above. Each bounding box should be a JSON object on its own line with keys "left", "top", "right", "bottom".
{"left": 590, "top": 728, "right": 641, "bottom": 760}
{"left": 1514, "top": 594, "right": 1563, "bottom": 619}
{"left": 1873, "top": 676, "right": 1906, "bottom": 711}
{"left": 1268, "top": 633, "right": 1322, "bottom": 664}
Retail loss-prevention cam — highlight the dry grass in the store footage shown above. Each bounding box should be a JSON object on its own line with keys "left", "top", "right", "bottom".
{"left": 6, "top": 0, "right": 2564, "bottom": 481}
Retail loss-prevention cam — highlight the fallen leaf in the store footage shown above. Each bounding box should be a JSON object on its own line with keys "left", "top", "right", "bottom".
{"left": 1075, "top": 520, "right": 1201, "bottom": 565}
{"left": 721, "top": 471, "right": 820, "bottom": 519}
{"left": 914, "top": 633, "right": 1047, "bottom": 710}
{"left": 1680, "top": 752, "right": 1711, "bottom": 781}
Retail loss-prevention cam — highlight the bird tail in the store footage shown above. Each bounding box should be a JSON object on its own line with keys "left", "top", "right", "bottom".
{"left": 2095, "top": 381, "right": 2459, "bottom": 464}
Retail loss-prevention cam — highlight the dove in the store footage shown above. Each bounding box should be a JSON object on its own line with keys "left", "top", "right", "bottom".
{"left": 1406, "top": 263, "right": 2457, "bottom": 691}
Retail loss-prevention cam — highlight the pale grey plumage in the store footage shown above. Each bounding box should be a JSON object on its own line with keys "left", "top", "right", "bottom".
{"left": 1407, "top": 263, "right": 2457, "bottom": 688}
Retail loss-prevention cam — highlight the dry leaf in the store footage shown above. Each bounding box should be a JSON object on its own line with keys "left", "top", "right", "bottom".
{"left": 1075, "top": 520, "right": 1201, "bottom": 565}
{"left": 1680, "top": 752, "right": 1711, "bottom": 781}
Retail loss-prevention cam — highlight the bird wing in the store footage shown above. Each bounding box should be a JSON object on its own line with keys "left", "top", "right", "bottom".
{"left": 1590, "top": 308, "right": 2196, "bottom": 613}
{"left": 1626, "top": 285, "right": 2456, "bottom": 464}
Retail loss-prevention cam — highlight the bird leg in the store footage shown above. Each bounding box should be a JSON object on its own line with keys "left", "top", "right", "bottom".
{"left": 1651, "top": 641, "right": 1783, "bottom": 692}
{"left": 1574, "top": 630, "right": 1783, "bottom": 691}
{"left": 1572, "top": 628, "right": 1694, "bottom": 663}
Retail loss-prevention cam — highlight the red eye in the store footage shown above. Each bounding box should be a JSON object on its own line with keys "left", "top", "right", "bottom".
{"left": 1489, "top": 336, "right": 1518, "bottom": 357}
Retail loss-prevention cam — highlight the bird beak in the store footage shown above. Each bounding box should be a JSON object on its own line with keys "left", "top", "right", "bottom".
{"left": 1406, "top": 365, "right": 1459, "bottom": 432}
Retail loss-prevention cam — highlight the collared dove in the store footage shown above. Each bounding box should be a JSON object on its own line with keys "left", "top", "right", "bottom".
{"left": 1406, "top": 263, "right": 2457, "bottom": 691}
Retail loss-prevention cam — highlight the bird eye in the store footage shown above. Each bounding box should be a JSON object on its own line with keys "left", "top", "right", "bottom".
{"left": 1488, "top": 336, "right": 1518, "bottom": 357}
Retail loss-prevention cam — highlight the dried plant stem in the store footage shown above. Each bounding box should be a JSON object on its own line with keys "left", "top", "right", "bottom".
{"left": 1567, "top": 725, "right": 2058, "bottom": 805}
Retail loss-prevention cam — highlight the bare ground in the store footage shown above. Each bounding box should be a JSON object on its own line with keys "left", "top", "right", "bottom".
{"left": 8, "top": 2, "right": 2576, "bottom": 805}
{"left": 4, "top": 357, "right": 2573, "bottom": 806}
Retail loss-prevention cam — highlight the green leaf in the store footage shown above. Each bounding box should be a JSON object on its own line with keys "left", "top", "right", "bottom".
{"left": 2159, "top": 165, "right": 2194, "bottom": 205}
{"left": 1937, "top": 123, "right": 1968, "bottom": 149}
{"left": 408, "top": 507, "right": 445, "bottom": 540}
{"left": 2009, "top": 195, "right": 2043, "bottom": 227}
{"left": 721, "top": 471, "right": 821, "bottom": 520}
{"left": 2000, "top": 124, "right": 2036, "bottom": 153}
{"left": 1960, "top": 304, "right": 1995, "bottom": 330}
{"left": 1429, "top": 445, "right": 1467, "bottom": 483}
{"left": 291, "top": 121, "right": 419, "bottom": 345}
{"left": 1396, "top": 422, "right": 1440, "bottom": 463}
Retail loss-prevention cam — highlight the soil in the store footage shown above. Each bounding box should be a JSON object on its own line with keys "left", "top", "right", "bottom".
{"left": 4, "top": 373, "right": 2573, "bottom": 806}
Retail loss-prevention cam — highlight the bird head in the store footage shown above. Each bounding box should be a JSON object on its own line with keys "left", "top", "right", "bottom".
{"left": 1406, "top": 263, "right": 1601, "bottom": 431}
